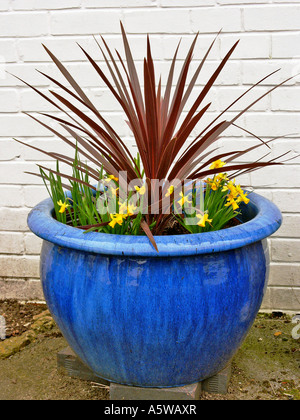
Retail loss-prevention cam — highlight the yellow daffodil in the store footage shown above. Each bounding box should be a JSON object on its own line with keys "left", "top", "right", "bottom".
{"left": 105, "top": 174, "right": 119, "bottom": 183}
{"left": 222, "top": 181, "right": 238, "bottom": 199}
{"left": 165, "top": 185, "right": 174, "bottom": 197}
{"left": 205, "top": 175, "right": 225, "bottom": 191}
{"left": 108, "top": 213, "right": 127, "bottom": 228}
{"left": 196, "top": 213, "right": 213, "bottom": 227}
{"left": 210, "top": 181, "right": 219, "bottom": 191}
{"left": 110, "top": 186, "right": 119, "bottom": 196}
{"left": 119, "top": 201, "right": 137, "bottom": 216}
{"left": 237, "top": 195, "right": 250, "bottom": 205}
{"left": 235, "top": 185, "right": 250, "bottom": 205}
{"left": 225, "top": 198, "right": 239, "bottom": 211}
{"left": 118, "top": 201, "right": 127, "bottom": 214}
{"left": 177, "top": 192, "right": 192, "bottom": 207}
{"left": 134, "top": 185, "right": 146, "bottom": 195}
{"left": 210, "top": 159, "right": 226, "bottom": 170}
{"left": 215, "top": 173, "right": 229, "bottom": 182}
{"left": 127, "top": 203, "right": 137, "bottom": 216}
{"left": 57, "top": 200, "right": 70, "bottom": 214}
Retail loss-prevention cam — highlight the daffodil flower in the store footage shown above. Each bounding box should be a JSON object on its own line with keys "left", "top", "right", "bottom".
{"left": 177, "top": 192, "right": 192, "bottom": 207}
{"left": 225, "top": 198, "right": 239, "bottom": 211}
{"left": 109, "top": 213, "right": 127, "bottom": 228}
{"left": 235, "top": 186, "right": 250, "bottom": 204}
{"left": 196, "top": 213, "right": 213, "bottom": 227}
{"left": 210, "top": 181, "right": 219, "bottom": 191}
{"left": 105, "top": 174, "right": 119, "bottom": 183}
{"left": 134, "top": 185, "right": 146, "bottom": 195}
{"left": 215, "top": 173, "right": 229, "bottom": 182}
{"left": 222, "top": 181, "right": 238, "bottom": 199}
{"left": 119, "top": 201, "right": 137, "bottom": 216}
{"left": 127, "top": 203, "right": 137, "bottom": 216}
{"left": 237, "top": 195, "right": 250, "bottom": 205}
{"left": 57, "top": 200, "right": 70, "bottom": 214}
{"left": 110, "top": 186, "right": 119, "bottom": 196}
{"left": 165, "top": 185, "right": 174, "bottom": 197}
{"left": 118, "top": 201, "right": 127, "bottom": 214}
{"left": 205, "top": 174, "right": 228, "bottom": 191}
{"left": 210, "top": 159, "right": 226, "bottom": 170}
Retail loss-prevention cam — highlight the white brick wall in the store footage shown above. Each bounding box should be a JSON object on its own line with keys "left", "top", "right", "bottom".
{"left": 0, "top": 0, "right": 299, "bottom": 311}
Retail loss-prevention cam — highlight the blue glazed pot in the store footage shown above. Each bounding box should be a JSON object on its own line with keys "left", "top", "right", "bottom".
{"left": 28, "top": 192, "right": 282, "bottom": 387}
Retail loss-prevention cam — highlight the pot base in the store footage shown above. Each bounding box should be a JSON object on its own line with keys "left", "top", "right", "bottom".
{"left": 58, "top": 346, "right": 231, "bottom": 398}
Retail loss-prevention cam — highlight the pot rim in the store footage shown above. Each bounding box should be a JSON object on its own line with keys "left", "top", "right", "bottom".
{"left": 27, "top": 192, "right": 282, "bottom": 257}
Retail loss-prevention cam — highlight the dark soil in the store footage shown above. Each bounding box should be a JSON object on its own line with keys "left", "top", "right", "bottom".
{"left": 0, "top": 300, "right": 47, "bottom": 339}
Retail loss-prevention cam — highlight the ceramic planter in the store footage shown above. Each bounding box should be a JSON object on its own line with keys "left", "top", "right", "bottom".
{"left": 27, "top": 192, "right": 281, "bottom": 388}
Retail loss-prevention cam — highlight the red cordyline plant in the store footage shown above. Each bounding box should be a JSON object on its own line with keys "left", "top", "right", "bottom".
{"left": 14, "top": 23, "right": 296, "bottom": 250}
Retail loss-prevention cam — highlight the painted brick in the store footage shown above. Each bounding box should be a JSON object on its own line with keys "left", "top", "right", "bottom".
{"left": 272, "top": 33, "right": 300, "bottom": 59}
{"left": 0, "top": 255, "right": 40, "bottom": 278}
{"left": 19, "top": 138, "right": 73, "bottom": 161}
{"left": 218, "top": 86, "right": 269, "bottom": 111}
{"left": 161, "top": 34, "right": 220, "bottom": 61}
{"left": 271, "top": 87, "right": 300, "bottom": 111}
{"left": 17, "top": 35, "right": 165, "bottom": 63}
{"left": 219, "top": 139, "right": 300, "bottom": 166}
{"left": 62, "top": 62, "right": 111, "bottom": 88}
{"left": 0, "top": 186, "right": 24, "bottom": 207}
{"left": 0, "top": 40, "right": 18, "bottom": 63}
{"left": 0, "top": 160, "right": 71, "bottom": 186}
{"left": 0, "top": 0, "right": 10, "bottom": 11}
{"left": 18, "top": 37, "right": 98, "bottom": 63}
{"left": 51, "top": 10, "right": 122, "bottom": 35}
{"left": 0, "top": 162, "right": 44, "bottom": 185}
{"left": 0, "top": 232, "right": 24, "bottom": 255}
{"left": 0, "top": 139, "right": 22, "bottom": 161}
{"left": 190, "top": 7, "right": 242, "bottom": 33}
{"left": 0, "top": 12, "right": 49, "bottom": 37}
{"left": 0, "top": 63, "right": 52, "bottom": 87}
{"left": 244, "top": 114, "right": 300, "bottom": 138}
{"left": 20, "top": 89, "right": 62, "bottom": 111}
{"left": 24, "top": 186, "right": 49, "bottom": 208}
{"left": 217, "top": 138, "right": 271, "bottom": 164}
{"left": 161, "top": 0, "right": 215, "bottom": 6}
{"left": 271, "top": 239, "right": 300, "bottom": 263}
{"left": 0, "top": 90, "right": 19, "bottom": 112}
{"left": 244, "top": 5, "right": 300, "bottom": 32}
{"left": 124, "top": 10, "right": 192, "bottom": 33}
{"left": 272, "top": 215, "right": 300, "bottom": 238}
{"left": 24, "top": 233, "right": 42, "bottom": 255}
{"left": 179, "top": 61, "right": 241, "bottom": 86}
{"left": 0, "top": 279, "right": 43, "bottom": 301}
{"left": 242, "top": 60, "right": 296, "bottom": 86}
{"left": 268, "top": 263, "right": 300, "bottom": 287}
{"left": 271, "top": 190, "right": 300, "bottom": 213}
{"left": 250, "top": 165, "right": 300, "bottom": 188}
{"left": 0, "top": 208, "right": 30, "bottom": 232}
{"left": 218, "top": 0, "right": 265, "bottom": 3}
{"left": 91, "top": 88, "right": 130, "bottom": 112}
{"left": 220, "top": 34, "right": 270, "bottom": 60}
{"left": 86, "top": 0, "right": 156, "bottom": 6}
{"left": 271, "top": 139, "right": 300, "bottom": 165}
{"left": 262, "top": 287, "right": 300, "bottom": 312}
{"left": 0, "top": 114, "right": 52, "bottom": 137}
{"left": 12, "top": 0, "right": 82, "bottom": 10}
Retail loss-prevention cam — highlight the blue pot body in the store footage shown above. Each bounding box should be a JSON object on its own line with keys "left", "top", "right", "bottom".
{"left": 28, "top": 192, "right": 282, "bottom": 387}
